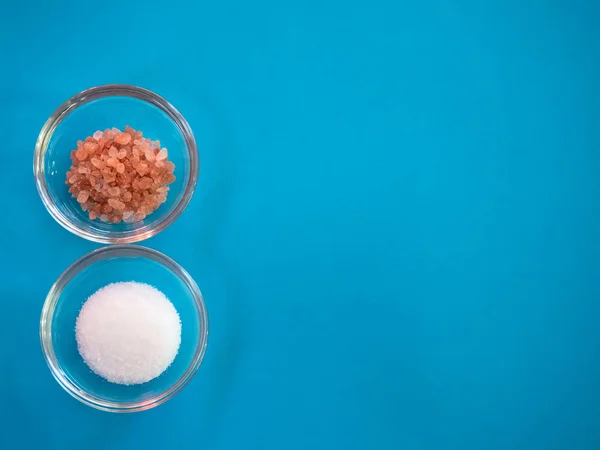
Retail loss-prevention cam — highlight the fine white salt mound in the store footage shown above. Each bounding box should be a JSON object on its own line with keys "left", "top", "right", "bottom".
{"left": 75, "top": 281, "right": 181, "bottom": 385}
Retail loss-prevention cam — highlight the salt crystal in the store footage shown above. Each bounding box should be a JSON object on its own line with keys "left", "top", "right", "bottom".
{"left": 84, "top": 142, "right": 98, "bottom": 152}
{"left": 136, "top": 162, "right": 149, "bottom": 176}
{"left": 76, "top": 149, "right": 88, "bottom": 161}
{"left": 108, "top": 198, "right": 125, "bottom": 210}
{"left": 144, "top": 149, "right": 156, "bottom": 162}
{"left": 67, "top": 126, "right": 176, "bottom": 224}
{"left": 115, "top": 133, "right": 132, "bottom": 145}
{"left": 77, "top": 191, "right": 90, "bottom": 203}
{"left": 156, "top": 148, "right": 168, "bottom": 161}
{"left": 139, "top": 177, "right": 152, "bottom": 190}
{"left": 75, "top": 282, "right": 181, "bottom": 385}
{"left": 91, "top": 158, "right": 105, "bottom": 169}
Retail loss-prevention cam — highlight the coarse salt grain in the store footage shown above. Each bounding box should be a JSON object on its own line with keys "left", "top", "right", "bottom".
{"left": 75, "top": 281, "right": 181, "bottom": 385}
{"left": 65, "top": 126, "right": 176, "bottom": 224}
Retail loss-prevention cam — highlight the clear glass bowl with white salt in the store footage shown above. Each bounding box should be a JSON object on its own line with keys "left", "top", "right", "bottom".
{"left": 40, "top": 245, "right": 208, "bottom": 413}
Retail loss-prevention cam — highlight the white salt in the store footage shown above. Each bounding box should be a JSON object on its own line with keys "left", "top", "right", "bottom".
{"left": 75, "top": 281, "right": 181, "bottom": 385}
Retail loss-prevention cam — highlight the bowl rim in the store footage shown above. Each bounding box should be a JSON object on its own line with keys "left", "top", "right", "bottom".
{"left": 40, "top": 245, "right": 209, "bottom": 413}
{"left": 33, "top": 84, "right": 199, "bottom": 244}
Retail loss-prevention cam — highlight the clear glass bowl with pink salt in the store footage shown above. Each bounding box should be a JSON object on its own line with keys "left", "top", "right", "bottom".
{"left": 40, "top": 245, "right": 209, "bottom": 412}
{"left": 34, "top": 84, "right": 198, "bottom": 244}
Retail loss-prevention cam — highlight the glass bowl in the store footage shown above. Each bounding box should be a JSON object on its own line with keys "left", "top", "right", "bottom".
{"left": 34, "top": 84, "right": 199, "bottom": 244}
{"left": 40, "top": 245, "right": 208, "bottom": 413}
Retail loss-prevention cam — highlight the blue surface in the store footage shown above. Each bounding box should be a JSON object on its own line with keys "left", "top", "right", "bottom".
{"left": 0, "top": 1, "right": 599, "bottom": 449}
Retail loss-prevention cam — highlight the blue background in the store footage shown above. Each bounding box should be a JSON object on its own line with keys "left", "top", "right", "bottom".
{"left": 0, "top": 1, "right": 599, "bottom": 449}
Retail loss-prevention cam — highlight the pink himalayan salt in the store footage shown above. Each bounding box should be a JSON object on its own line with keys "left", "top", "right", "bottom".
{"left": 66, "top": 126, "right": 176, "bottom": 224}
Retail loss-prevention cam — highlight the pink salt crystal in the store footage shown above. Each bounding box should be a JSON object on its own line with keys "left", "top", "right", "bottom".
{"left": 84, "top": 142, "right": 98, "bottom": 152}
{"left": 91, "top": 158, "right": 105, "bottom": 169}
{"left": 68, "top": 126, "right": 175, "bottom": 224}
{"left": 108, "top": 198, "right": 126, "bottom": 210}
{"left": 77, "top": 191, "right": 90, "bottom": 203}
{"left": 76, "top": 149, "right": 88, "bottom": 161}
{"left": 156, "top": 148, "right": 168, "bottom": 161}
{"left": 122, "top": 211, "right": 135, "bottom": 223}
{"left": 115, "top": 133, "right": 132, "bottom": 145}
{"left": 139, "top": 177, "right": 152, "bottom": 190}
{"left": 144, "top": 149, "right": 156, "bottom": 162}
{"left": 136, "top": 162, "right": 149, "bottom": 176}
